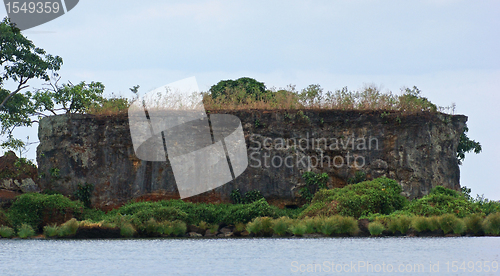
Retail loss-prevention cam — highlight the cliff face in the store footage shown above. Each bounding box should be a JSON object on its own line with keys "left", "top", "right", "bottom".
{"left": 37, "top": 110, "right": 467, "bottom": 209}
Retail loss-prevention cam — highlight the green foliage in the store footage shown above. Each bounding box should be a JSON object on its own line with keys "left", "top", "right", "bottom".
{"left": 74, "top": 183, "right": 94, "bottom": 208}
{"left": 18, "top": 223, "right": 35, "bottom": 238}
{"left": 7, "top": 193, "right": 83, "bottom": 230}
{"left": 0, "top": 225, "right": 15, "bottom": 238}
{"left": 0, "top": 209, "right": 11, "bottom": 227}
{"left": 412, "top": 216, "right": 432, "bottom": 232}
{"left": 0, "top": 17, "right": 63, "bottom": 134}
{"left": 299, "top": 171, "right": 329, "bottom": 202}
{"left": 34, "top": 81, "right": 105, "bottom": 114}
{"left": 404, "top": 187, "right": 481, "bottom": 218}
{"left": 300, "top": 177, "right": 407, "bottom": 218}
{"left": 272, "top": 217, "right": 291, "bottom": 236}
{"left": 290, "top": 222, "right": 307, "bottom": 236}
{"left": 57, "top": 218, "right": 79, "bottom": 237}
{"left": 456, "top": 125, "right": 482, "bottom": 165}
{"left": 43, "top": 224, "right": 59, "bottom": 237}
{"left": 337, "top": 216, "right": 359, "bottom": 235}
{"left": 398, "top": 86, "right": 437, "bottom": 112}
{"left": 482, "top": 212, "right": 500, "bottom": 235}
{"left": 464, "top": 214, "right": 483, "bottom": 234}
{"left": 230, "top": 189, "right": 265, "bottom": 204}
{"left": 368, "top": 221, "right": 385, "bottom": 236}
{"left": 396, "top": 215, "right": 412, "bottom": 234}
{"left": 209, "top": 77, "right": 269, "bottom": 101}
{"left": 247, "top": 217, "right": 273, "bottom": 236}
{"left": 120, "top": 223, "right": 136, "bottom": 237}
{"left": 246, "top": 218, "right": 263, "bottom": 235}
{"left": 347, "top": 171, "right": 367, "bottom": 184}
{"left": 438, "top": 214, "right": 462, "bottom": 234}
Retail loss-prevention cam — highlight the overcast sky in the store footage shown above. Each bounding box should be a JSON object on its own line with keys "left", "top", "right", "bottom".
{"left": 1, "top": 0, "right": 499, "bottom": 199}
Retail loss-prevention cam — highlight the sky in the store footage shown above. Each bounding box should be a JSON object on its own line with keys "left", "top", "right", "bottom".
{"left": 1, "top": 0, "right": 499, "bottom": 199}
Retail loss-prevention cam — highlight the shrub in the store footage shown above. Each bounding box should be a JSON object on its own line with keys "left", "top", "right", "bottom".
{"left": 171, "top": 221, "right": 187, "bottom": 236}
{"left": 396, "top": 215, "right": 412, "bottom": 234}
{"left": 234, "top": 222, "right": 246, "bottom": 233}
{"left": 43, "top": 224, "right": 59, "bottom": 237}
{"left": 412, "top": 216, "right": 431, "bottom": 232}
{"left": 246, "top": 218, "right": 263, "bottom": 235}
{"left": 405, "top": 187, "right": 481, "bottom": 218}
{"left": 57, "top": 218, "right": 79, "bottom": 237}
{"left": 120, "top": 223, "right": 136, "bottom": 237}
{"left": 464, "top": 214, "right": 483, "bottom": 234}
{"left": 290, "top": 222, "right": 307, "bottom": 236}
{"left": 368, "top": 221, "right": 385, "bottom": 236}
{"left": 158, "top": 221, "right": 173, "bottom": 236}
{"left": 18, "top": 223, "right": 35, "bottom": 238}
{"left": 299, "top": 172, "right": 329, "bottom": 202}
{"left": 386, "top": 218, "right": 399, "bottom": 234}
{"left": 0, "top": 209, "right": 11, "bottom": 227}
{"left": 338, "top": 216, "right": 359, "bottom": 235}
{"left": 74, "top": 183, "right": 94, "bottom": 208}
{"left": 0, "top": 225, "right": 15, "bottom": 238}
{"left": 145, "top": 218, "right": 159, "bottom": 236}
{"left": 299, "top": 177, "right": 407, "bottom": 218}
{"left": 8, "top": 193, "right": 83, "bottom": 231}
{"left": 318, "top": 216, "right": 339, "bottom": 236}
{"left": 222, "top": 199, "right": 275, "bottom": 225}
{"left": 428, "top": 216, "right": 440, "bottom": 231}
{"left": 482, "top": 212, "right": 500, "bottom": 235}
{"left": 452, "top": 219, "right": 466, "bottom": 235}
{"left": 273, "top": 217, "right": 291, "bottom": 236}
{"left": 438, "top": 214, "right": 461, "bottom": 234}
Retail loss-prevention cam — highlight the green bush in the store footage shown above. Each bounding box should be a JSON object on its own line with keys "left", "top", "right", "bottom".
{"left": 412, "top": 216, "right": 431, "bottom": 232}
{"left": 171, "top": 221, "right": 187, "bottom": 236}
{"left": 246, "top": 218, "right": 262, "bottom": 235}
{"left": 464, "top": 214, "right": 483, "bottom": 234}
{"left": 438, "top": 214, "right": 462, "bottom": 234}
{"left": 405, "top": 187, "right": 481, "bottom": 218}
{"left": 368, "top": 221, "right": 385, "bottom": 236}
{"left": 209, "top": 77, "right": 268, "bottom": 101}
{"left": 74, "top": 183, "right": 94, "bottom": 208}
{"left": 57, "top": 218, "right": 79, "bottom": 237}
{"left": 452, "top": 219, "right": 466, "bottom": 235}
{"left": 338, "top": 216, "right": 359, "bottom": 235}
{"left": 318, "top": 216, "right": 339, "bottom": 236}
{"left": 18, "top": 223, "right": 35, "bottom": 238}
{"left": 0, "top": 209, "right": 11, "bottom": 227}
{"left": 0, "top": 225, "right": 15, "bottom": 238}
{"left": 43, "top": 224, "right": 59, "bottom": 237}
{"left": 273, "top": 217, "right": 291, "bottom": 236}
{"left": 299, "top": 177, "right": 407, "bottom": 218}
{"left": 8, "top": 193, "right": 83, "bottom": 231}
{"left": 396, "top": 215, "right": 412, "bottom": 234}
{"left": 386, "top": 218, "right": 399, "bottom": 234}
{"left": 299, "top": 172, "right": 329, "bottom": 202}
{"left": 290, "top": 222, "right": 307, "bottom": 236}
{"left": 482, "top": 212, "right": 500, "bottom": 235}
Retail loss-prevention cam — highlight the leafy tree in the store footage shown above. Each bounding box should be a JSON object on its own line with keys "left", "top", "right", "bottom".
{"left": 209, "top": 77, "right": 269, "bottom": 101}
{"left": 0, "top": 17, "right": 63, "bottom": 134}
{"left": 456, "top": 124, "right": 482, "bottom": 165}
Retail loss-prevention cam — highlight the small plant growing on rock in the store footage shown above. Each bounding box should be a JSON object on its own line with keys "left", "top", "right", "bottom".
{"left": 0, "top": 225, "right": 15, "bottom": 238}
{"left": 18, "top": 223, "right": 35, "bottom": 238}
{"left": 368, "top": 221, "right": 385, "bottom": 236}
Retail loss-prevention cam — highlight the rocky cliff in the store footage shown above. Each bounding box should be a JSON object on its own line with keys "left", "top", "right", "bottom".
{"left": 36, "top": 110, "right": 467, "bottom": 209}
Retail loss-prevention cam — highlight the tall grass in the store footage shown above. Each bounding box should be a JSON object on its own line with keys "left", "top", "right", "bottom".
{"left": 438, "top": 214, "right": 465, "bottom": 234}
{"left": 482, "top": 212, "right": 500, "bottom": 235}
{"left": 464, "top": 214, "right": 483, "bottom": 234}
{"left": 290, "top": 222, "right": 307, "bottom": 236}
{"left": 368, "top": 221, "right": 385, "bottom": 236}
{"left": 43, "top": 224, "right": 59, "bottom": 237}
{"left": 120, "top": 223, "right": 136, "bottom": 237}
{"left": 412, "top": 216, "right": 431, "bottom": 232}
{"left": 18, "top": 223, "right": 35, "bottom": 238}
{"left": 272, "top": 217, "right": 291, "bottom": 236}
{"left": 0, "top": 225, "right": 15, "bottom": 238}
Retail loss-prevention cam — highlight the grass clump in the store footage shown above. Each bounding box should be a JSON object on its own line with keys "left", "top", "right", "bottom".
{"left": 171, "top": 221, "right": 187, "bottom": 236}
{"left": 412, "top": 216, "right": 431, "bottom": 232}
{"left": 18, "top": 223, "right": 35, "bottom": 238}
{"left": 290, "top": 222, "right": 307, "bottom": 236}
{"left": 482, "top": 212, "right": 500, "bottom": 235}
{"left": 438, "top": 214, "right": 463, "bottom": 234}
{"left": 120, "top": 223, "right": 136, "bottom": 237}
{"left": 0, "top": 225, "right": 15, "bottom": 238}
{"left": 272, "top": 217, "right": 291, "bottom": 236}
{"left": 338, "top": 216, "right": 359, "bottom": 235}
{"left": 43, "top": 224, "right": 59, "bottom": 237}
{"left": 396, "top": 215, "right": 412, "bottom": 234}
{"left": 368, "top": 221, "right": 385, "bottom": 236}
{"left": 57, "top": 218, "right": 79, "bottom": 237}
{"left": 464, "top": 214, "right": 483, "bottom": 235}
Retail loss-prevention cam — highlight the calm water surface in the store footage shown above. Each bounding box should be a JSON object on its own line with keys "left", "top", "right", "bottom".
{"left": 1, "top": 237, "right": 499, "bottom": 275}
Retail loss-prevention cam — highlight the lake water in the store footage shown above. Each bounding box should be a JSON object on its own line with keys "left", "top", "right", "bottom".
{"left": 1, "top": 237, "right": 499, "bottom": 275}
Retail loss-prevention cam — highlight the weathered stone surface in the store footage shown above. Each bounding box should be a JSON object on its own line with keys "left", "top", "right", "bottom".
{"left": 0, "top": 151, "right": 40, "bottom": 196}
{"left": 36, "top": 110, "right": 466, "bottom": 208}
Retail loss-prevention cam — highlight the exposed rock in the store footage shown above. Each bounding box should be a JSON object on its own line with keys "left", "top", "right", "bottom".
{"left": 188, "top": 232, "right": 203, "bottom": 237}
{"left": 187, "top": 225, "right": 204, "bottom": 234}
{"left": 219, "top": 226, "right": 233, "bottom": 235}
{"left": 0, "top": 151, "right": 39, "bottom": 195}
{"left": 204, "top": 230, "right": 217, "bottom": 237}
{"left": 36, "top": 111, "right": 466, "bottom": 207}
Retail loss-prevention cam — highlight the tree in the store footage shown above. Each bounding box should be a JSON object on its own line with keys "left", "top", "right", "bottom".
{"left": 209, "top": 77, "right": 269, "bottom": 101}
{"left": 457, "top": 124, "right": 482, "bottom": 165}
{"left": 0, "top": 17, "right": 63, "bottom": 134}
